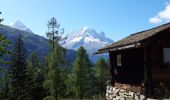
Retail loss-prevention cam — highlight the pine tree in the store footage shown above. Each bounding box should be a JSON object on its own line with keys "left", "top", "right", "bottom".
{"left": 72, "top": 46, "right": 91, "bottom": 99}
{"left": 94, "top": 57, "right": 109, "bottom": 97}
{"left": 0, "top": 11, "right": 11, "bottom": 66}
{"left": 10, "top": 37, "right": 29, "bottom": 100}
{"left": 44, "top": 17, "right": 66, "bottom": 100}
{"left": 0, "top": 12, "right": 11, "bottom": 99}
{"left": 0, "top": 72, "right": 12, "bottom": 99}
{"left": 0, "top": 34, "right": 11, "bottom": 66}
{"left": 44, "top": 45, "right": 65, "bottom": 100}
{"left": 46, "top": 17, "right": 65, "bottom": 52}
{"left": 27, "top": 52, "right": 46, "bottom": 100}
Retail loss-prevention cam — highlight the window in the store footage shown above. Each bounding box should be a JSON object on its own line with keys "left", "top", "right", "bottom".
{"left": 117, "top": 54, "right": 122, "bottom": 66}
{"left": 163, "top": 48, "right": 170, "bottom": 63}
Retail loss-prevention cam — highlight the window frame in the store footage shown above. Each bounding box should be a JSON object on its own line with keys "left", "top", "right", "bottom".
{"left": 163, "top": 48, "right": 170, "bottom": 64}
{"left": 117, "top": 54, "right": 122, "bottom": 66}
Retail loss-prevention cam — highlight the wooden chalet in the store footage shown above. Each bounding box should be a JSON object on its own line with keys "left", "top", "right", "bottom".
{"left": 97, "top": 23, "right": 170, "bottom": 98}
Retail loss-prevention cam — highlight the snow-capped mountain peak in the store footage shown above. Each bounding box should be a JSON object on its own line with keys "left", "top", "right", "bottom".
{"left": 80, "top": 27, "right": 98, "bottom": 37}
{"left": 62, "top": 27, "right": 113, "bottom": 53}
{"left": 9, "top": 20, "right": 33, "bottom": 33}
{"left": 81, "top": 26, "right": 89, "bottom": 33}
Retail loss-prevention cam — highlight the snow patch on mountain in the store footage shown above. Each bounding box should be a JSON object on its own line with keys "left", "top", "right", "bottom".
{"left": 62, "top": 27, "right": 113, "bottom": 53}
{"left": 9, "top": 20, "right": 33, "bottom": 33}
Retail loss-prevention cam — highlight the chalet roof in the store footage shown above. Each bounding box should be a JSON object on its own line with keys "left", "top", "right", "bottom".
{"left": 98, "top": 22, "right": 170, "bottom": 53}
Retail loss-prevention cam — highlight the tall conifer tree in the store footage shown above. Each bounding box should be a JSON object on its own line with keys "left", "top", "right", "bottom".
{"left": 72, "top": 46, "right": 91, "bottom": 98}
{"left": 0, "top": 12, "right": 11, "bottom": 67}
{"left": 46, "top": 17, "right": 65, "bottom": 52}
{"left": 27, "top": 52, "right": 45, "bottom": 100}
{"left": 0, "top": 12, "right": 11, "bottom": 99}
{"left": 10, "top": 37, "right": 29, "bottom": 100}
{"left": 44, "top": 46, "right": 65, "bottom": 99}
{"left": 94, "top": 57, "right": 109, "bottom": 97}
{"left": 44, "top": 17, "right": 66, "bottom": 100}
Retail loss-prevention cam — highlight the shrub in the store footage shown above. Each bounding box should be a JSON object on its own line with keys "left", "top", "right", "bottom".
{"left": 43, "top": 96, "right": 55, "bottom": 100}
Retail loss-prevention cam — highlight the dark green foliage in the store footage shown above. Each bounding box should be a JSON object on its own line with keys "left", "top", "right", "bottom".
{"left": 0, "top": 12, "right": 11, "bottom": 64}
{"left": 44, "top": 17, "right": 67, "bottom": 100}
{"left": 94, "top": 57, "right": 109, "bottom": 97}
{"left": 46, "top": 17, "right": 65, "bottom": 51}
{"left": 0, "top": 34, "right": 11, "bottom": 59}
{"left": 64, "top": 74, "right": 74, "bottom": 97}
{"left": 10, "top": 37, "right": 29, "bottom": 100}
{"left": 43, "top": 96, "right": 55, "bottom": 100}
{"left": 72, "top": 46, "right": 91, "bottom": 98}
{"left": 87, "top": 73, "right": 99, "bottom": 96}
{"left": 44, "top": 45, "right": 66, "bottom": 100}
{"left": 0, "top": 12, "right": 12, "bottom": 100}
{"left": 0, "top": 70, "right": 12, "bottom": 100}
{"left": 59, "top": 68, "right": 70, "bottom": 98}
{"left": 27, "top": 52, "right": 46, "bottom": 100}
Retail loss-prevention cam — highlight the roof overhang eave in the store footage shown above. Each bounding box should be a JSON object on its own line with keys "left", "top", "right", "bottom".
{"left": 96, "top": 42, "right": 142, "bottom": 54}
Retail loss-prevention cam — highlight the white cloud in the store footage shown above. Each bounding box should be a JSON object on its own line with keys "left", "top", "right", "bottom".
{"left": 149, "top": 4, "right": 170, "bottom": 24}
{"left": 150, "top": 17, "right": 162, "bottom": 24}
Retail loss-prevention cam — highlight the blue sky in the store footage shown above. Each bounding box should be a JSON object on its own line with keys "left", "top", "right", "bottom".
{"left": 1, "top": 0, "right": 170, "bottom": 41}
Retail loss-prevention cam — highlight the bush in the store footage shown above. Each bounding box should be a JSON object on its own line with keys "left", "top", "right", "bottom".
{"left": 43, "top": 96, "right": 55, "bottom": 100}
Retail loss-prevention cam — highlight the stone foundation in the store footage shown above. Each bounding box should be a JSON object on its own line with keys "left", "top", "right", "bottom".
{"left": 106, "top": 85, "right": 145, "bottom": 100}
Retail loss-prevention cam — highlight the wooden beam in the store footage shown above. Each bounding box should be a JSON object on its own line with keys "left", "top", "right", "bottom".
{"left": 98, "top": 42, "right": 142, "bottom": 54}
{"left": 144, "top": 43, "right": 154, "bottom": 98}
{"left": 109, "top": 51, "right": 115, "bottom": 86}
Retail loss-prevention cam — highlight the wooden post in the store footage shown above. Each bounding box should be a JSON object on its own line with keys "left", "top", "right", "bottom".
{"left": 144, "top": 43, "right": 153, "bottom": 98}
{"left": 109, "top": 51, "right": 115, "bottom": 86}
